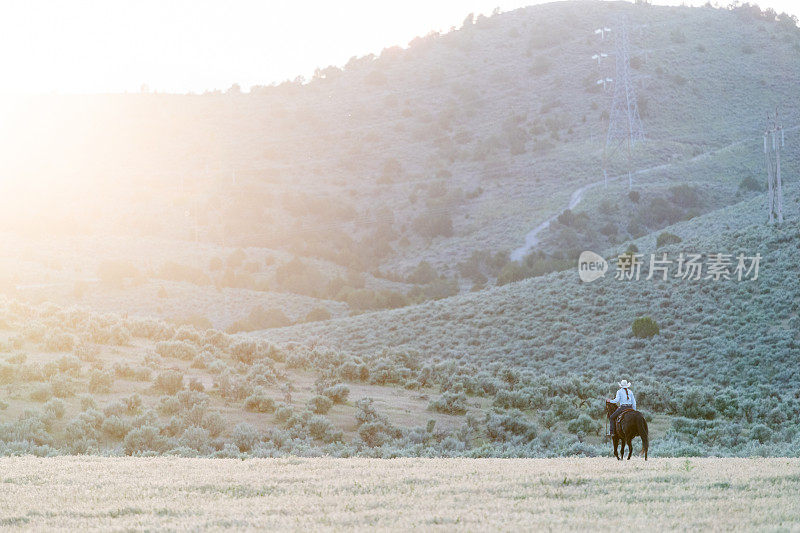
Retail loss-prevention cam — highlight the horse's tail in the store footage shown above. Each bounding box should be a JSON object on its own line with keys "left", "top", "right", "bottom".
{"left": 637, "top": 415, "right": 649, "bottom": 460}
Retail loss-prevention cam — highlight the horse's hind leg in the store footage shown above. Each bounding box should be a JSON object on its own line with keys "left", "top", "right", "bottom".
{"left": 618, "top": 439, "right": 624, "bottom": 460}
{"left": 626, "top": 438, "right": 633, "bottom": 460}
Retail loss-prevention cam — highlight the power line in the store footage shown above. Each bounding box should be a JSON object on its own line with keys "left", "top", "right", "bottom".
{"left": 194, "top": 130, "right": 781, "bottom": 246}
{"left": 602, "top": 17, "right": 645, "bottom": 191}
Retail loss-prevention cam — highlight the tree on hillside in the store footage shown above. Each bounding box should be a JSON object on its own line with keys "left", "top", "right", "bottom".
{"left": 413, "top": 210, "right": 453, "bottom": 239}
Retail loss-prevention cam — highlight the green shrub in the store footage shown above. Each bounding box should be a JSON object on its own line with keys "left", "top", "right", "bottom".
{"left": 541, "top": 410, "right": 558, "bottom": 430}
{"left": 406, "top": 278, "right": 459, "bottom": 302}
{"left": 232, "top": 422, "right": 260, "bottom": 452}
{"left": 599, "top": 222, "right": 618, "bottom": 237}
{"left": 229, "top": 339, "right": 281, "bottom": 364}
{"left": 43, "top": 330, "right": 76, "bottom": 352}
{"left": 0, "top": 363, "right": 16, "bottom": 384}
{"left": 154, "top": 370, "right": 184, "bottom": 395}
{"left": 50, "top": 376, "right": 74, "bottom": 398}
{"left": 109, "top": 324, "right": 132, "bottom": 346}
{"left": 102, "top": 415, "right": 132, "bottom": 439}
{"left": 670, "top": 28, "right": 686, "bottom": 43}
{"left": 493, "top": 389, "right": 530, "bottom": 410}
{"left": 127, "top": 318, "right": 173, "bottom": 341}
{"left": 750, "top": 423, "right": 772, "bottom": 443}
{"left": 74, "top": 343, "right": 99, "bottom": 363}
{"left": 43, "top": 398, "right": 66, "bottom": 419}
{"left": 124, "top": 426, "right": 170, "bottom": 455}
{"left": 274, "top": 403, "right": 293, "bottom": 424}
{"left": 738, "top": 175, "right": 763, "bottom": 193}
{"left": 358, "top": 421, "right": 388, "bottom": 447}
{"left": 551, "top": 397, "right": 580, "bottom": 421}
{"left": 307, "top": 415, "right": 334, "bottom": 441}
{"left": 632, "top": 316, "right": 659, "bottom": 338}
{"left": 485, "top": 410, "right": 537, "bottom": 442}
{"left": 429, "top": 391, "right": 468, "bottom": 415}
{"left": 274, "top": 257, "right": 328, "bottom": 298}
{"left": 244, "top": 392, "right": 276, "bottom": 413}
{"left": 79, "top": 395, "right": 96, "bottom": 411}
{"left": 201, "top": 411, "right": 226, "bottom": 438}
{"left": 104, "top": 400, "right": 128, "bottom": 418}
{"left": 309, "top": 395, "right": 333, "bottom": 415}
{"left": 656, "top": 232, "right": 683, "bottom": 248}
{"left": 173, "top": 314, "right": 213, "bottom": 331}
{"left": 406, "top": 261, "right": 439, "bottom": 285}
{"left": 56, "top": 355, "right": 81, "bottom": 375}
{"left": 88, "top": 369, "right": 113, "bottom": 393}
{"left": 304, "top": 307, "right": 332, "bottom": 323}
{"left": 114, "top": 363, "right": 151, "bottom": 382}
{"left": 567, "top": 413, "right": 600, "bottom": 437}
{"left": 123, "top": 394, "right": 142, "bottom": 414}
{"left": 413, "top": 210, "right": 453, "bottom": 239}
{"left": 155, "top": 340, "right": 197, "bottom": 361}
{"left": 180, "top": 426, "right": 212, "bottom": 452}
{"left": 679, "top": 388, "right": 718, "bottom": 420}
{"left": 227, "top": 306, "right": 291, "bottom": 333}
{"left": 62, "top": 418, "right": 99, "bottom": 452}
{"left": 668, "top": 184, "right": 701, "bottom": 209}
{"left": 323, "top": 384, "right": 350, "bottom": 404}
{"left": 6, "top": 353, "right": 26, "bottom": 365}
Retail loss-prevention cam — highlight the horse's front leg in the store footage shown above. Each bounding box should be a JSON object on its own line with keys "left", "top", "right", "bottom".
{"left": 626, "top": 439, "right": 633, "bottom": 460}
{"left": 612, "top": 436, "right": 620, "bottom": 460}
{"left": 618, "top": 437, "right": 624, "bottom": 460}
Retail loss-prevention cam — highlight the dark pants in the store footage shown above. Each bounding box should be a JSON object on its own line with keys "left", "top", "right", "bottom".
{"left": 610, "top": 404, "right": 633, "bottom": 435}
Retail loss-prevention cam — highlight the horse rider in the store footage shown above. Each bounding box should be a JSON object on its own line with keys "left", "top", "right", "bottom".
{"left": 608, "top": 379, "right": 636, "bottom": 436}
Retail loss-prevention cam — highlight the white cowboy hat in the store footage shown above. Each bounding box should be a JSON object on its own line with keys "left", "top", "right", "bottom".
{"left": 618, "top": 379, "right": 632, "bottom": 388}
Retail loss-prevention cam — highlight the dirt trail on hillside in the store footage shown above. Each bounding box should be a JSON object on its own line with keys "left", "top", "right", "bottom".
{"left": 508, "top": 129, "right": 793, "bottom": 262}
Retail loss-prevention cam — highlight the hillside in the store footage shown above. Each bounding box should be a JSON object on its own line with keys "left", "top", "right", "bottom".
{"left": 259, "top": 181, "right": 800, "bottom": 384}
{"left": 254, "top": 178, "right": 800, "bottom": 455}
{"left": 1, "top": 1, "right": 799, "bottom": 459}
{"left": 2, "top": 1, "right": 800, "bottom": 330}
{"left": 0, "top": 180, "right": 796, "bottom": 458}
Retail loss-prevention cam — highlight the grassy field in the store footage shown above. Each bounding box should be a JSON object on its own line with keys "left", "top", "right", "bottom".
{"left": 0, "top": 457, "right": 797, "bottom": 530}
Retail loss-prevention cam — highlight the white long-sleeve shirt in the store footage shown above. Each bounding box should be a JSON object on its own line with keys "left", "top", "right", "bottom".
{"left": 610, "top": 388, "right": 636, "bottom": 410}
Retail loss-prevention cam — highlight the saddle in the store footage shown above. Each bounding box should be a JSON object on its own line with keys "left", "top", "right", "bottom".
{"left": 614, "top": 408, "right": 635, "bottom": 427}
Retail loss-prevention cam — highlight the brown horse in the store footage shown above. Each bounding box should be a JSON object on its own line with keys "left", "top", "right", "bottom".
{"left": 606, "top": 400, "right": 649, "bottom": 460}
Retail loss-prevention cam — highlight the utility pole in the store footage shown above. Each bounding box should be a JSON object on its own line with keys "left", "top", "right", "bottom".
{"left": 596, "top": 77, "right": 613, "bottom": 91}
{"left": 601, "top": 18, "right": 645, "bottom": 191}
{"left": 591, "top": 53, "right": 608, "bottom": 66}
{"left": 593, "top": 28, "right": 612, "bottom": 188}
{"left": 764, "top": 110, "right": 784, "bottom": 224}
{"left": 594, "top": 27, "right": 611, "bottom": 40}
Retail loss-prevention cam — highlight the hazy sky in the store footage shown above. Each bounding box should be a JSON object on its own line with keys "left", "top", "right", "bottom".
{"left": 1, "top": 0, "right": 798, "bottom": 94}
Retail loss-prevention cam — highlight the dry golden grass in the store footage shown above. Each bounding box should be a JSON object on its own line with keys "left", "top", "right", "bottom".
{"left": 0, "top": 457, "right": 798, "bottom": 530}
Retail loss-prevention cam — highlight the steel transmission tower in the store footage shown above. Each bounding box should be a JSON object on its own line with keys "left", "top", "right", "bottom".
{"left": 602, "top": 19, "right": 645, "bottom": 190}
{"left": 764, "top": 110, "right": 785, "bottom": 224}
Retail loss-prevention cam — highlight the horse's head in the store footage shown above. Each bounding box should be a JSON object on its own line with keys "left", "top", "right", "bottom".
{"left": 605, "top": 400, "right": 616, "bottom": 417}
